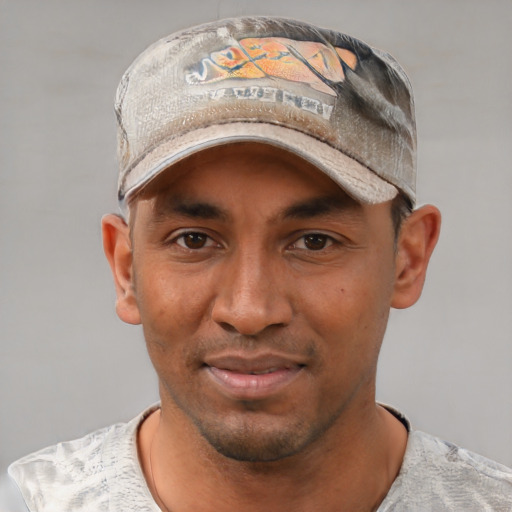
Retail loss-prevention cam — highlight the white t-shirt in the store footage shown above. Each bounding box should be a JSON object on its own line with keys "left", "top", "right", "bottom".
{"left": 2, "top": 405, "right": 512, "bottom": 511}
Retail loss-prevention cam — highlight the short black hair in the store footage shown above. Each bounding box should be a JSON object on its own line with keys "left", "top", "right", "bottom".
{"left": 391, "top": 193, "right": 413, "bottom": 240}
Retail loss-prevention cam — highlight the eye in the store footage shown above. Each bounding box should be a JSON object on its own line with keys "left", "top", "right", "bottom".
{"left": 293, "top": 233, "right": 334, "bottom": 251}
{"left": 174, "top": 232, "right": 216, "bottom": 250}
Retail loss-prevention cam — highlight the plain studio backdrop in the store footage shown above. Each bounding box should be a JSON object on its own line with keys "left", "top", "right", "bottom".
{"left": 1, "top": 0, "right": 511, "bottom": 474}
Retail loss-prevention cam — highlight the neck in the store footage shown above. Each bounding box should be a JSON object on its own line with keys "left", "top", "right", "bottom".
{"left": 138, "top": 400, "right": 407, "bottom": 512}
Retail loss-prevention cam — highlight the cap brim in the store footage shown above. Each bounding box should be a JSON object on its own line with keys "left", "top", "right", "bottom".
{"left": 119, "top": 122, "right": 398, "bottom": 211}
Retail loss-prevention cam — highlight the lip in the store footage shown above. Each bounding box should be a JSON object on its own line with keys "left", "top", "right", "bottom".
{"left": 203, "top": 353, "right": 305, "bottom": 400}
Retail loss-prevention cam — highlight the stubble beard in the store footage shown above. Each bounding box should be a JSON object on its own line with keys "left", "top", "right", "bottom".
{"left": 191, "top": 409, "right": 343, "bottom": 463}
{"left": 154, "top": 334, "right": 359, "bottom": 463}
{"left": 161, "top": 374, "right": 351, "bottom": 464}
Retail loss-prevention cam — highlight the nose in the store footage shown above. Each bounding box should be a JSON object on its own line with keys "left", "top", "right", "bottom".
{"left": 211, "top": 249, "right": 293, "bottom": 336}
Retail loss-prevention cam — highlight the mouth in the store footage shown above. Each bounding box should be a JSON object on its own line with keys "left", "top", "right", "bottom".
{"left": 203, "top": 353, "right": 306, "bottom": 400}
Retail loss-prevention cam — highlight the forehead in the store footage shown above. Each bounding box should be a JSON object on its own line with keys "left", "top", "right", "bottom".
{"left": 133, "top": 142, "right": 359, "bottom": 213}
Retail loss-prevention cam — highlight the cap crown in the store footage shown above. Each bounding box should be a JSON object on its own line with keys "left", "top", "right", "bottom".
{"left": 115, "top": 17, "right": 416, "bottom": 206}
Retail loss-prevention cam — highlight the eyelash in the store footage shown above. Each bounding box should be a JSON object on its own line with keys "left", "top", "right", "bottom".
{"left": 169, "top": 230, "right": 337, "bottom": 252}
{"left": 289, "top": 233, "right": 335, "bottom": 251}
{"left": 172, "top": 231, "right": 219, "bottom": 250}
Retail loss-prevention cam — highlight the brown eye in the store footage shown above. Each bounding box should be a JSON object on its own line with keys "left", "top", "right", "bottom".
{"left": 303, "top": 234, "right": 329, "bottom": 250}
{"left": 179, "top": 233, "right": 209, "bottom": 249}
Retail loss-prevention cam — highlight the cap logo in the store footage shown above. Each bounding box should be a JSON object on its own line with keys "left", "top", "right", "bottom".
{"left": 186, "top": 37, "right": 357, "bottom": 96}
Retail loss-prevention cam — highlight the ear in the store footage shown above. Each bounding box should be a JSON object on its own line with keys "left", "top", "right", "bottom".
{"left": 101, "top": 213, "right": 141, "bottom": 325}
{"left": 391, "top": 205, "right": 441, "bottom": 309}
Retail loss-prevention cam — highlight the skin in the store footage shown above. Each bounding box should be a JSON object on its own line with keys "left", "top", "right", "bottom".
{"left": 102, "top": 143, "right": 441, "bottom": 511}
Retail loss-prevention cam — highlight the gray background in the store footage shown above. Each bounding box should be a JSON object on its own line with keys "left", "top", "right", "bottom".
{"left": 1, "top": 0, "right": 511, "bottom": 474}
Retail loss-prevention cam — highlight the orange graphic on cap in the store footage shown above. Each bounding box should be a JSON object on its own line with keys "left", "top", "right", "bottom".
{"left": 187, "top": 37, "right": 357, "bottom": 96}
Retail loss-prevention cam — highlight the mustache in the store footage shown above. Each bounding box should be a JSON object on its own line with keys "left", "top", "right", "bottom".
{"left": 182, "top": 332, "right": 318, "bottom": 364}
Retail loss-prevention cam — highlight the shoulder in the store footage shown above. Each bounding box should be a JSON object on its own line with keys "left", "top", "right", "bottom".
{"left": 380, "top": 430, "right": 512, "bottom": 511}
{"left": 7, "top": 406, "right": 159, "bottom": 512}
{"left": 0, "top": 472, "right": 29, "bottom": 512}
{"left": 8, "top": 422, "right": 124, "bottom": 512}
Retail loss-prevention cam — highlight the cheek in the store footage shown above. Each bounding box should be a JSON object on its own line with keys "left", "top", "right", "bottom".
{"left": 134, "top": 262, "right": 214, "bottom": 341}
{"left": 136, "top": 271, "right": 207, "bottom": 383}
{"left": 296, "top": 257, "right": 394, "bottom": 350}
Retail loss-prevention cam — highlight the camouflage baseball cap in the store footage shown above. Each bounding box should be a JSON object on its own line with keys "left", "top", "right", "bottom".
{"left": 115, "top": 17, "right": 416, "bottom": 211}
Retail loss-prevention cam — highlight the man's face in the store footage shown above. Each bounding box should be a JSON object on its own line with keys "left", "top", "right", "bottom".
{"left": 128, "top": 143, "right": 399, "bottom": 462}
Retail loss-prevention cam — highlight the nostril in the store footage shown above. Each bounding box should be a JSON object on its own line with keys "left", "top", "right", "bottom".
{"left": 217, "top": 321, "right": 239, "bottom": 333}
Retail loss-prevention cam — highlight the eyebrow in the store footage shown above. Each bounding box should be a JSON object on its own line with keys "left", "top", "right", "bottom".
{"left": 154, "top": 197, "right": 229, "bottom": 222}
{"left": 151, "top": 194, "right": 360, "bottom": 224}
{"left": 281, "top": 195, "right": 361, "bottom": 220}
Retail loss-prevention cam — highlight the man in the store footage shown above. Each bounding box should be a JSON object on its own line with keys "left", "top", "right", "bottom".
{"left": 3, "top": 16, "right": 512, "bottom": 511}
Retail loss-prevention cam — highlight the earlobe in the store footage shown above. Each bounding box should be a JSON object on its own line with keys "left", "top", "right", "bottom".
{"left": 101, "top": 214, "right": 141, "bottom": 325}
{"left": 391, "top": 205, "right": 441, "bottom": 309}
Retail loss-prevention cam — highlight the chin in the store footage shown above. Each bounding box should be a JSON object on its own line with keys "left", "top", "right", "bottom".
{"left": 192, "top": 412, "right": 331, "bottom": 463}
{"left": 207, "top": 432, "right": 302, "bottom": 462}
